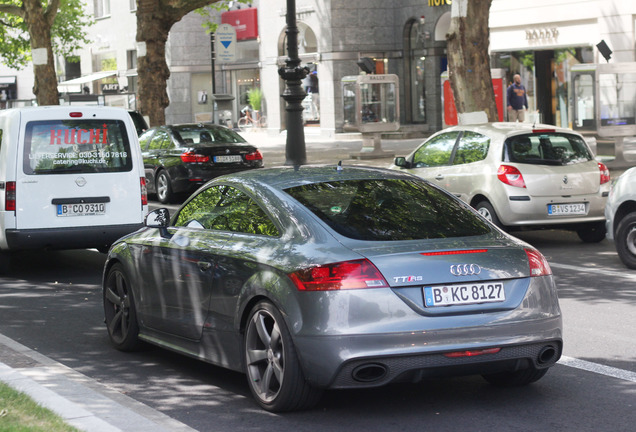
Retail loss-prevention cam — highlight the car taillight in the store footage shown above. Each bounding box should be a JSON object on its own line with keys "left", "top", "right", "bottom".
{"left": 245, "top": 150, "right": 263, "bottom": 161}
{"left": 288, "top": 259, "right": 389, "bottom": 291}
{"left": 525, "top": 248, "right": 552, "bottom": 277}
{"left": 598, "top": 162, "right": 610, "bottom": 185}
{"left": 140, "top": 177, "right": 148, "bottom": 206}
{"left": 497, "top": 164, "right": 526, "bottom": 188}
{"left": 5, "top": 181, "right": 15, "bottom": 211}
{"left": 180, "top": 152, "right": 210, "bottom": 163}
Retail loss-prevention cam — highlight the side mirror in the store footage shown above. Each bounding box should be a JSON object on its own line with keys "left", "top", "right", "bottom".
{"left": 145, "top": 208, "right": 170, "bottom": 228}
{"left": 394, "top": 156, "right": 409, "bottom": 168}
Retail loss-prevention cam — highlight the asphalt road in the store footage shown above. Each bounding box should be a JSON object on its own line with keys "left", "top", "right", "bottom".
{"left": 0, "top": 227, "right": 634, "bottom": 431}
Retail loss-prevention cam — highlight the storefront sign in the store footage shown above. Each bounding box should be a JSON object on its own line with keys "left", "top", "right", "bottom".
{"left": 526, "top": 28, "right": 559, "bottom": 41}
{"left": 221, "top": 8, "right": 258, "bottom": 41}
{"left": 428, "top": 0, "right": 452, "bottom": 6}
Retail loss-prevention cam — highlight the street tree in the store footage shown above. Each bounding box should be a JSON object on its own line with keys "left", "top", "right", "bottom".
{"left": 136, "top": 0, "right": 223, "bottom": 126}
{"left": 446, "top": 0, "right": 499, "bottom": 122}
{"left": 0, "top": 0, "right": 92, "bottom": 105}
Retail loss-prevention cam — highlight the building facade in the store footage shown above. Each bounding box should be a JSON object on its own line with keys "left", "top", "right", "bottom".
{"left": 0, "top": 1, "right": 635, "bottom": 136}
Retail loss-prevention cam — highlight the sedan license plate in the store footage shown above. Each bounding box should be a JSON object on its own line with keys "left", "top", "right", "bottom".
{"left": 214, "top": 155, "right": 242, "bottom": 163}
{"left": 548, "top": 203, "right": 587, "bottom": 216}
{"left": 424, "top": 283, "right": 505, "bottom": 307}
{"left": 57, "top": 203, "right": 106, "bottom": 217}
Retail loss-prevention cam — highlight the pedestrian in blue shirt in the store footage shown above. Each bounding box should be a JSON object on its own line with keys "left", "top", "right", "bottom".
{"left": 507, "top": 74, "right": 528, "bottom": 122}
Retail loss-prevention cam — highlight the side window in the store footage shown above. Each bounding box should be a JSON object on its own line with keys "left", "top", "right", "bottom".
{"left": 453, "top": 131, "right": 490, "bottom": 165}
{"left": 147, "top": 130, "right": 167, "bottom": 151}
{"left": 412, "top": 132, "right": 459, "bottom": 167}
{"left": 138, "top": 129, "right": 154, "bottom": 151}
{"left": 175, "top": 186, "right": 224, "bottom": 228}
{"left": 174, "top": 186, "right": 279, "bottom": 236}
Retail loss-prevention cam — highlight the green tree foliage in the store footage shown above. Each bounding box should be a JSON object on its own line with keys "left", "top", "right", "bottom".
{"left": 0, "top": 0, "right": 92, "bottom": 70}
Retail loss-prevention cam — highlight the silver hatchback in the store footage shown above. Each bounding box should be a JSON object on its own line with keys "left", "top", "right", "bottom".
{"left": 391, "top": 123, "right": 611, "bottom": 242}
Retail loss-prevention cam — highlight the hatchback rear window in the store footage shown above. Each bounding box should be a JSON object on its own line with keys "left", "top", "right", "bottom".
{"left": 285, "top": 178, "right": 491, "bottom": 241}
{"left": 23, "top": 119, "right": 133, "bottom": 174}
{"left": 504, "top": 133, "right": 592, "bottom": 166}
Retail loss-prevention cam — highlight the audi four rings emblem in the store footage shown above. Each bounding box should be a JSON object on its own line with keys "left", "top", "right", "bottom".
{"left": 450, "top": 264, "right": 482, "bottom": 276}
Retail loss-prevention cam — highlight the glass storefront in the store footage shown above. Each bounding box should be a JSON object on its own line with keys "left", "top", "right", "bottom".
{"left": 491, "top": 47, "right": 593, "bottom": 127}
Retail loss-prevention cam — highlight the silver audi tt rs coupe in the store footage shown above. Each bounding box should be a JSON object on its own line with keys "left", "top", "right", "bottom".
{"left": 102, "top": 165, "right": 562, "bottom": 412}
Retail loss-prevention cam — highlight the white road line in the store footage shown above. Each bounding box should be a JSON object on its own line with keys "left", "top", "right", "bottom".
{"left": 550, "top": 262, "right": 636, "bottom": 280}
{"left": 559, "top": 356, "right": 636, "bottom": 383}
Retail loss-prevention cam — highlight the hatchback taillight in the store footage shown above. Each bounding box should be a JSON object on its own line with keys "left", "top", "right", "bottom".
{"left": 497, "top": 165, "right": 526, "bottom": 188}
{"left": 245, "top": 150, "right": 263, "bottom": 161}
{"left": 525, "top": 248, "right": 552, "bottom": 277}
{"left": 598, "top": 162, "right": 610, "bottom": 185}
{"left": 140, "top": 177, "right": 148, "bottom": 206}
{"left": 289, "top": 259, "right": 389, "bottom": 291}
{"left": 180, "top": 152, "right": 210, "bottom": 163}
{"left": 5, "top": 181, "right": 15, "bottom": 212}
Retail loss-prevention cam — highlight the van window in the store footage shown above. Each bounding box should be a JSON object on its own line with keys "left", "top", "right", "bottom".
{"left": 23, "top": 119, "right": 133, "bottom": 175}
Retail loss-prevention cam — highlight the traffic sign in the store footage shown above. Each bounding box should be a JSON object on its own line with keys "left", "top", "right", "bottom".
{"left": 215, "top": 24, "right": 237, "bottom": 63}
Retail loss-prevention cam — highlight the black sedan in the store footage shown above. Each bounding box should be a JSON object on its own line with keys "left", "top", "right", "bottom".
{"left": 139, "top": 124, "right": 263, "bottom": 203}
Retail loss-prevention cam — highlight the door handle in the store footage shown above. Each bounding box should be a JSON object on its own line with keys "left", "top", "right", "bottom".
{"left": 197, "top": 261, "right": 212, "bottom": 271}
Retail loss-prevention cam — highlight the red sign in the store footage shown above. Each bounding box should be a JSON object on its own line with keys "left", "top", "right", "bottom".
{"left": 443, "top": 78, "right": 504, "bottom": 126}
{"left": 221, "top": 8, "right": 258, "bottom": 41}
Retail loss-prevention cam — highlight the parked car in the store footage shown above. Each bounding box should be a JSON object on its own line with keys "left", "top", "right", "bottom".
{"left": 0, "top": 106, "right": 148, "bottom": 260}
{"left": 605, "top": 167, "right": 636, "bottom": 268}
{"left": 102, "top": 165, "right": 562, "bottom": 412}
{"left": 390, "top": 122, "right": 611, "bottom": 242}
{"left": 127, "top": 110, "right": 148, "bottom": 136}
{"left": 138, "top": 123, "right": 263, "bottom": 203}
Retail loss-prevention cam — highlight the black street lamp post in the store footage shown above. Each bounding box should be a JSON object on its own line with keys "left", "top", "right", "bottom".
{"left": 278, "top": 0, "right": 308, "bottom": 166}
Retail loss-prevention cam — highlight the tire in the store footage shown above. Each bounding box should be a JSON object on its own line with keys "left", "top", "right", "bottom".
{"left": 244, "top": 301, "right": 322, "bottom": 412}
{"left": 238, "top": 117, "right": 252, "bottom": 132}
{"left": 475, "top": 200, "right": 505, "bottom": 230}
{"left": 576, "top": 221, "right": 606, "bottom": 243}
{"left": 155, "top": 170, "right": 173, "bottom": 204}
{"left": 615, "top": 212, "right": 636, "bottom": 268}
{"left": 257, "top": 115, "right": 267, "bottom": 128}
{"left": 103, "top": 263, "right": 141, "bottom": 351}
{"left": 0, "top": 251, "right": 11, "bottom": 274}
{"left": 482, "top": 366, "right": 549, "bottom": 387}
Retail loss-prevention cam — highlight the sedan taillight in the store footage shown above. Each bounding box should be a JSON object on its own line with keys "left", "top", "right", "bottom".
{"left": 180, "top": 152, "right": 210, "bottom": 163}
{"left": 246, "top": 150, "right": 263, "bottom": 161}
{"left": 5, "top": 181, "right": 15, "bottom": 212}
{"left": 497, "top": 165, "right": 526, "bottom": 188}
{"left": 289, "top": 259, "right": 388, "bottom": 291}
{"left": 525, "top": 248, "right": 552, "bottom": 277}
{"left": 598, "top": 162, "right": 610, "bottom": 185}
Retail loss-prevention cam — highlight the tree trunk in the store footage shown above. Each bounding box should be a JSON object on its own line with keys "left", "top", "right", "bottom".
{"left": 24, "top": 0, "right": 59, "bottom": 106}
{"left": 136, "top": 1, "right": 173, "bottom": 126}
{"left": 446, "top": 0, "right": 497, "bottom": 122}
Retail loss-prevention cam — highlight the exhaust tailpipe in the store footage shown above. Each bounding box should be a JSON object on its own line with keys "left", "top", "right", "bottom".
{"left": 352, "top": 363, "right": 388, "bottom": 383}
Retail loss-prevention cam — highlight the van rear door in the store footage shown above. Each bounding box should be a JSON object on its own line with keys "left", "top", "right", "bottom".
{"left": 15, "top": 109, "right": 145, "bottom": 231}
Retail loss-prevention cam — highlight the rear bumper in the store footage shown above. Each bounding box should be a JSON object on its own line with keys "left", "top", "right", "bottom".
{"left": 498, "top": 193, "right": 607, "bottom": 227}
{"left": 4, "top": 224, "right": 143, "bottom": 251}
{"left": 293, "top": 316, "right": 563, "bottom": 389}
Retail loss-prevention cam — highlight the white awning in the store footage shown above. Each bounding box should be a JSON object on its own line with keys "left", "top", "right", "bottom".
{"left": 0, "top": 76, "right": 16, "bottom": 85}
{"left": 58, "top": 71, "right": 118, "bottom": 90}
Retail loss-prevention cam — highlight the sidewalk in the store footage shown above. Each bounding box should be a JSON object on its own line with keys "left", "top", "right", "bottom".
{"left": 0, "top": 333, "right": 196, "bottom": 432}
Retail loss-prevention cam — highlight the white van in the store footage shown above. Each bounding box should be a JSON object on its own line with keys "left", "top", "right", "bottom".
{"left": 0, "top": 106, "right": 148, "bottom": 254}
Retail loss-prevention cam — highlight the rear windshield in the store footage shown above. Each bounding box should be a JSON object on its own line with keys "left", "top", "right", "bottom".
{"left": 172, "top": 126, "right": 246, "bottom": 145}
{"left": 23, "top": 119, "right": 133, "bottom": 175}
{"left": 504, "top": 133, "right": 592, "bottom": 166}
{"left": 285, "top": 178, "right": 491, "bottom": 241}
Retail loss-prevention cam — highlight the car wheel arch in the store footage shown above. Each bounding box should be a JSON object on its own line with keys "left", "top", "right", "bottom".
{"left": 613, "top": 200, "right": 636, "bottom": 236}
